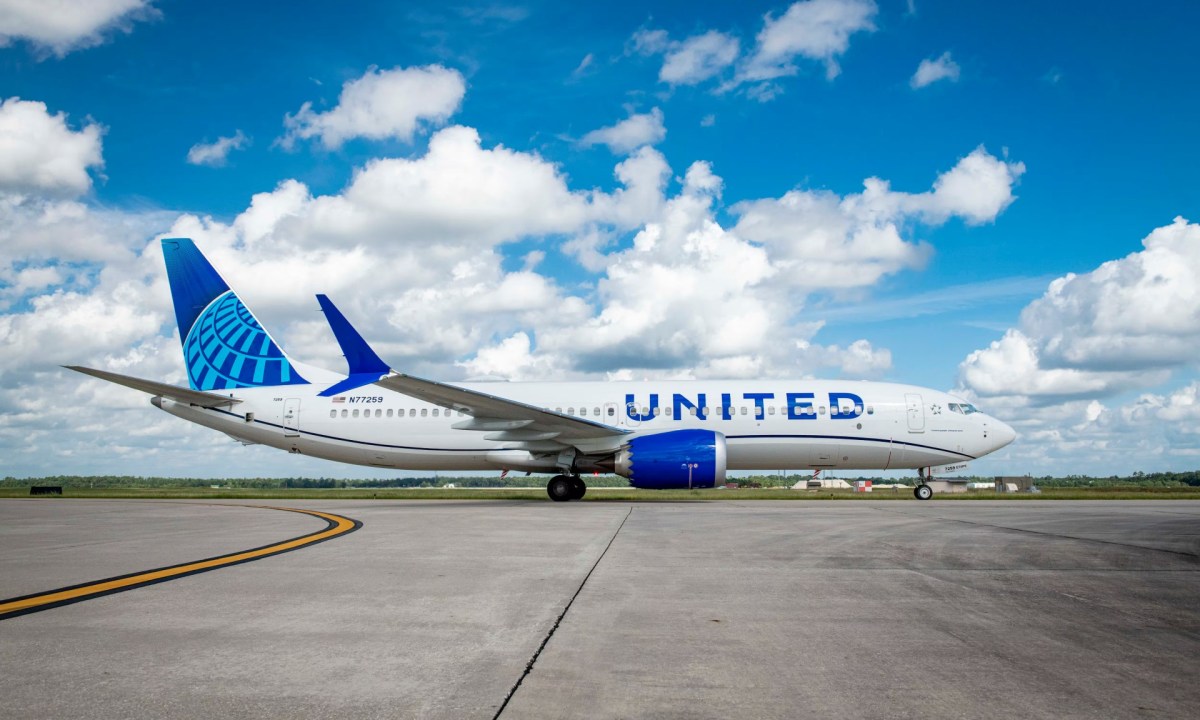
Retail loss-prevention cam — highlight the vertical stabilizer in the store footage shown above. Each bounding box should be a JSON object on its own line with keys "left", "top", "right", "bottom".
{"left": 161, "top": 238, "right": 308, "bottom": 390}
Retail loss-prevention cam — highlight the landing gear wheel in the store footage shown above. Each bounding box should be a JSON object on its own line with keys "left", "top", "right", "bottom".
{"left": 914, "top": 484, "right": 933, "bottom": 501}
{"left": 569, "top": 477, "right": 587, "bottom": 500}
{"left": 547, "top": 475, "right": 574, "bottom": 502}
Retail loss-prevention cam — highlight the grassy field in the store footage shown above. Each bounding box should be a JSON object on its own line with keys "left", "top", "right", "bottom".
{"left": 3, "top": 486, "right": 1200, "bottom": 501}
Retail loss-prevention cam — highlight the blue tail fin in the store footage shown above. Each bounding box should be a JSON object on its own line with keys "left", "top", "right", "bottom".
{"left": 161, "top": 238, "right": 308, "bottom": 391}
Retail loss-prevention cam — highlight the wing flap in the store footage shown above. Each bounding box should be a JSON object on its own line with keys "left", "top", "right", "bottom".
{"left": 66, "top": 366, "right": 243, "bottom": 408}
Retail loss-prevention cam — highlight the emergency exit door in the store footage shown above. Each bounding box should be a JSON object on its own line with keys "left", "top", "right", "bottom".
{"left": 905, "top": 393, "right": 924, "bottom": 432}
{"left": 283, "top": 398, "right": 300, "bottom": 437}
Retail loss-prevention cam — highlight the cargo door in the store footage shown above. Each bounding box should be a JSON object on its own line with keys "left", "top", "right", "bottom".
{"left": 283, "top": 398, "right": 300, "bottom": 437}
{"left": 905, "top": 393, "right": 924, "bottom": 432}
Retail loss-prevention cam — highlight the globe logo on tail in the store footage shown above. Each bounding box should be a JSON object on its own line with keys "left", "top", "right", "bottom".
{"left": 184, "top": 291, "right": 306, "bottom": 390}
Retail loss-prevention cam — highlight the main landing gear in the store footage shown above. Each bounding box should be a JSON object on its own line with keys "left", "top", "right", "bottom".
{"left": 914, "top": 467, "right": 933, "bottom": 500}
{"left": 547, "top": 474, "right": 587, "bottom": 502}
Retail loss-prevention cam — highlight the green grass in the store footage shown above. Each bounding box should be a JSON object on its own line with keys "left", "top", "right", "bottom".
{"left": 3, "top": 486, "right": 1200, "bottom": 501}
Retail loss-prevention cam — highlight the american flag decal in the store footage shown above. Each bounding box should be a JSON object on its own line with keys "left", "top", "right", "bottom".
{"left": 331, "top": 396, "right": 345, "bottom": 403}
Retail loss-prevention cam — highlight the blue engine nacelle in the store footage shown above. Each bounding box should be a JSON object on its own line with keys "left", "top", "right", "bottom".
{"left": 613, "top": 429, "right": 728, "bottom": 489}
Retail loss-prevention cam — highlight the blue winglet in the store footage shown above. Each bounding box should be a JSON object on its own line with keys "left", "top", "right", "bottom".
{"left": 316, "top": 294, "right": 391, "bottom": 397}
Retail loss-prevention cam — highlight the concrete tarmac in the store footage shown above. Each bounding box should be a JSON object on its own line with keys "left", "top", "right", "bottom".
{"left": 1, "top": 499, "right": 1198, "bottom": 719}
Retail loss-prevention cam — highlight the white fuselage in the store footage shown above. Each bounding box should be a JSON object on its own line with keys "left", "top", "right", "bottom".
{"left": 157, "top": 379, "right": 1014, "bottom": 473}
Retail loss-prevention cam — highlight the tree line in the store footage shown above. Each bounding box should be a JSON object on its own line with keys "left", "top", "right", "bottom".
{"left": 5, "top": 470, "right": 1200, "bottom": 489}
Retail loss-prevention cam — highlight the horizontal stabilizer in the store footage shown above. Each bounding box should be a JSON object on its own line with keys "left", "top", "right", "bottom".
{"left": 66, "top": 366, "right": 243, "bottom": 408}
{"left": 319, "top": 372, "right": 389, "bottom": 398}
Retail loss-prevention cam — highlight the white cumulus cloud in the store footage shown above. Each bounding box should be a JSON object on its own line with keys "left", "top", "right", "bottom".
{"left": 186, "top": 130, "right": 249, "bottom": 167}
{"left": 740, "top": 0, "right": 878, "bottom": 82}
{"left": 0, "top": 0, "right": 156, "bottom": 56}
{"left": 281, "top": 65, "right": 466, "bottom": 150}
{"left": 632, "top": 0, "right": 877, "bottom": 100}
{"left": 910, "top": 51, "right": 961, "bottom": 89}
{"left": 580, "top": 108, "right": 666, "bottom": 154}
{"left": 659, "top": 31, "right": 740, "bottom": 85}
{"left": 959, "top": 217, "right": 1200, "bottom": 407}
{"left": 733, "top": 146, "right": 1023, "bottom": 289}
{"left": 0, "top": 97, "right": 103, "bottom": 197}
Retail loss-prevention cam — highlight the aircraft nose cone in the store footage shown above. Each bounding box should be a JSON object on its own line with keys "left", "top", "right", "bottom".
{"left": 993, "top": 419, "right": 1017, "bottom": 449}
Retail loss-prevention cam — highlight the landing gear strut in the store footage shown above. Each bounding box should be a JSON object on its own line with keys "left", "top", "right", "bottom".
{"left": 547, "top": 474, "right": 587, "bottom": 502}
{"left": 914, "top": 467, "right": 933, "bottom": 500}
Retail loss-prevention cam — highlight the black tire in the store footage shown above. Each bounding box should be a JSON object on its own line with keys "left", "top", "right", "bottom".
{"left": 547, "top": 475, "right": 573, "bottom": 502}
{"left": 570, "top": 477, "right": 587, "bottom": 500}
{"left": 914, "top": 484, "right": 933, "bottom": 501}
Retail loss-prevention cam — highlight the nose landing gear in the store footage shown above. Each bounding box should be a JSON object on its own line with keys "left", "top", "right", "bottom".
{"left": 547, "top": 474, "right": 587, "bottom": 502}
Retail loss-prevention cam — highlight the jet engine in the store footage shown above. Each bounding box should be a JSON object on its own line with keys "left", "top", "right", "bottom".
{"left": 610, "top": 429, "right": 727, "bottom": 489}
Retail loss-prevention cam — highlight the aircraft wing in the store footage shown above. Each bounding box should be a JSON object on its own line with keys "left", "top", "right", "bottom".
{"left": 317, "top": 293, "right": 629, "bottom": 446}
{"left": 66, "top": 366, "right": 243, "bottom": 408}
{"left": 374, "top": 373, "right": 629, "bottom": 442}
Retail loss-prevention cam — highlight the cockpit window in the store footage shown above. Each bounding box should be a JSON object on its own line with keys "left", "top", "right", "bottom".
{"left": 949, "top": 402, "right": 981, "bottom": 415}
{"left": 949, "top": 403, "right": 962, "bottom": 414}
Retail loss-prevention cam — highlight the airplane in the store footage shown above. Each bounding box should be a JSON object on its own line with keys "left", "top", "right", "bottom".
{"left": 68, "top": 238, "right": 1016, "bottom": 501}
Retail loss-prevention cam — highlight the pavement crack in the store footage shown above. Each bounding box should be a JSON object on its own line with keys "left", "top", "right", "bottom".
{"left": 492, "top": 506, "right": 632, "bottom": 719}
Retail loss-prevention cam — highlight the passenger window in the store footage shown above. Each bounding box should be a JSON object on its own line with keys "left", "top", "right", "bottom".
{"left": 689, "top": 407, "right": 697, "bottom": 417}
{"left": 755, "top": 407, "right": 764, "bottom": 418}
{"left": 568, "top": 407, "right": 575, "bottom": 415}
{"left": 409, "top": 409, "right": 416, "bottom": 417}
{"left": 375, "top": 409, "right": 382, "bottom": 418}
{"left": 700, "top": 407, "right": 709, "bottom": 418}
{"left": 329, "top": 410, "right": 336, "bottom": 418}
{"left": 421, "top": 409, "right": 428, "bottom": 417}
{"left": 867, "top": 406, "right": 874, "bottom": 415}
{"left": 768, "top": 406, "right": 776, "bottom": 415}
{"left": 387, "top": 409, "right": 393, "bottom": 417}
{"left": 607, "top": 407, "right": 615, "bottom": 416}
{"left": 341, "top": 409, "right": 348, "bottom": 418}
{"left": 740, "top": 407, "right": 747, "bottom": 416}
{"left": 819, "top": 406, "right": 827, "bottom": 415}
{"left": 556, "top": 407, "right": 562, "bottom": 414}
{"left": 352, "top": 409, "right": 359, "bottom": 418}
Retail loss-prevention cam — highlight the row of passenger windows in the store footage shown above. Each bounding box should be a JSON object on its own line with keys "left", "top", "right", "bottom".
{"left": 328, "top": 404, "right": 874, "bottom": 419}
{"left": 330, "top": 408, "right": 469, "bottom": 419}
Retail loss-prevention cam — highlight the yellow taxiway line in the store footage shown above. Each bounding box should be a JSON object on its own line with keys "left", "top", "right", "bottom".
{"left": 0, "top": 505, "right": 361, "bottom": 620}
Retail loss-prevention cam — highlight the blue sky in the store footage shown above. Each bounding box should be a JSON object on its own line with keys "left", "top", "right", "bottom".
{"left": 2, "top": 0, "right": 1199, "bottom": 479}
